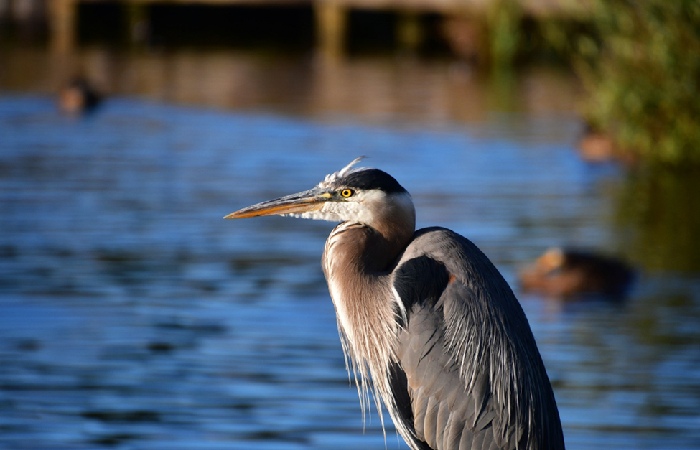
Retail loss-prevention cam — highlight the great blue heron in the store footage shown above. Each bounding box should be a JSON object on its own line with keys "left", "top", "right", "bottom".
{"left": 225, "top": 158, "right": 565, "bottom": 450}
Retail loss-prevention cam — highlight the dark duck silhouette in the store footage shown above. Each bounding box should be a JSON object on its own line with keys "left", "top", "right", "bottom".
{"left": 58, "top": 76, "right": 102, "bottom": 115}
{"left": 519, "top": 247, "right": 635, "bottom": 300}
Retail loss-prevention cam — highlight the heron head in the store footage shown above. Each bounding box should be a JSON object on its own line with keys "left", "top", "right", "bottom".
{"left": 225, "top": 157, "right": 416, "bottom": 231}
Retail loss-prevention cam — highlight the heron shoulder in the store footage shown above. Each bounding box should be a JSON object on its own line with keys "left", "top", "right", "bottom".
{"left": 395, "top": 227, "right": 505, "bottom": 293}
{"left": 390, "top": 227, "right": 566, "bottom": 450}
{"left": 399, "top": 227, "right": 485, "bottom": 262}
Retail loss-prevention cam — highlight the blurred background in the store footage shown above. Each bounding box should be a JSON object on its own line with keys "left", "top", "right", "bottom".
{"left": 1, "top": 1, "right": 699, "bottom": 449}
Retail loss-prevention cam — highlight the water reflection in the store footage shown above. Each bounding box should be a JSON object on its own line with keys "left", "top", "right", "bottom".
{"left": 1, "top": 48, "right": 699, "bottom": 450}
{"left": 613, "top": 166, "right": 700, "bottom": 274}
{"left": 0, "top": 47, "right": 577, "bottom": 134}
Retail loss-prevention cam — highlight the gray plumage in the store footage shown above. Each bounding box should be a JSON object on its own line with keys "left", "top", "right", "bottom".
{"left": 225, "top": 158, "right": 565, "bottom": 450}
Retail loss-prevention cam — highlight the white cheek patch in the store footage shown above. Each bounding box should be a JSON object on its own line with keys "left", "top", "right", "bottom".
{"left": 347, "top": 190, "right": 388, "bottom": 224}
{"left": 320, "top": 190, "right": 409, "bottom": 225}
{"left": 320, "top": 201, "right": 352, "bottom": 221}
{"left": 283, "top": 189, "right": 412, "bottom": 227}
{"left": 320, "top": 199, "right": 368, "bottom": 223}
{"left": 355, "top": 189, "right": 387, "bottom": 205}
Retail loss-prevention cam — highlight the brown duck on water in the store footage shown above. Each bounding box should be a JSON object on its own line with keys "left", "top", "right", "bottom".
{"left": 519, "top": 247, "right": 635, "bottom": 300}
{"left": 57, "top": 76, "right": 102, "bottom": 115}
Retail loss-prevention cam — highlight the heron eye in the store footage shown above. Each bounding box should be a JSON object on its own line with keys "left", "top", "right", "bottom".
{"left": 340, "top": 189, "right": 354, "bottom": 198}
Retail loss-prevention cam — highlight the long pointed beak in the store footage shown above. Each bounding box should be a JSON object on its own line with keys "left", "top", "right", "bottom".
{"left": 224, "top": 189, "right": 331, "bottom": 219}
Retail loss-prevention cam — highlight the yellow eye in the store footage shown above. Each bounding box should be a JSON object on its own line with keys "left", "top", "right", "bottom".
{"left": 340, "top": 189, "right": 354, "bottom": 198}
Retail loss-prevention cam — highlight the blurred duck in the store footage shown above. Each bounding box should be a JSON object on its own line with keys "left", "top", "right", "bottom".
{"left": 58, "top": 77, "right": 102, "bottom": 115}
{"left": 519, "top": 247, "right": 635, "bottom": 300}
{"left": 577, "top": 122, "right": 637, "bottom": 166}
{"left": 577, "top": 129, "right": 616, "bottom": 163}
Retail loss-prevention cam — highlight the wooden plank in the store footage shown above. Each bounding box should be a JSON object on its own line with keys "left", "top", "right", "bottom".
{"left": 48, "top": 0, "right": 76, "bottom": 53}
{"left": 48, "top": 0, "right": 591, "bottom": 54}
{"left": 60, "top": 0, "right": 589, "bottom": 15}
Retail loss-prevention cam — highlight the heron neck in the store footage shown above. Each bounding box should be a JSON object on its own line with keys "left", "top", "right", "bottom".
{"left": 324, "top": 223, "right": 403, "bottom": 279}
{"left": 322, "top": 220, "right": 411, "bottom": 355}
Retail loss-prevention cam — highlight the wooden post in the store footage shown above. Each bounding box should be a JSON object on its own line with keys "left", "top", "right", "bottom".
{"left": 48, "top": 0, "right": 76, "bottom": 53}
{"left": 397, "top": 11, "right": 422, "bottom": 52}
{"left": 441, "top": 13, "right": 487, "bottom": 64}
{"left": 314, "top": 1, "right": 346, "bottom": 59}
{"left": 125, "top": 2, "right": 150, "bottom": 46}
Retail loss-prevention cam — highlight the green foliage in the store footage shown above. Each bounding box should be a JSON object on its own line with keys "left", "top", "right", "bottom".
{"left": 579, "top": 0, "right": 700, "bottom": 165}
{"left": 613, "top": 165, "right": 700, "bottom": 272}
{"left": 487, "top": 0, "right": 523, "bottom": 68}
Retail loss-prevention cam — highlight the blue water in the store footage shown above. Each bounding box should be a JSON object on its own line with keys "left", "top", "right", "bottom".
{"left": 1, "top": 94, "right": 698, "bottom": 449}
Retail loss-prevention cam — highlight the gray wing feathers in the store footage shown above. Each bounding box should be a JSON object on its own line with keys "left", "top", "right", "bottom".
{"left": 399, "top": 299, "right": 508, "bottom": 450}
{"left": 392, "top": 227, "right": 565, "bottom": 450}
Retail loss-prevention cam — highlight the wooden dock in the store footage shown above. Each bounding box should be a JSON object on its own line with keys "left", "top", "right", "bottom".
{"left": 48, "top": 0, "right": 590, "bottom": 55}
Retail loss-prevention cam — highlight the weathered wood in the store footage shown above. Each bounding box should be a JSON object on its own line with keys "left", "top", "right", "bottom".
{"left": 397, "top": 11, "right": 422, "bottom": 51}
{"left": 48, "top": 0, "right": 591, "bottom": 54}
{"left": 48, "top": 0, "right": 76, "bottom": 53}
{"left": 314, "top": 1, "right": 347, "bottom": 59}
{"left": 125, "top": 2, "right": 149, "bottom": 45}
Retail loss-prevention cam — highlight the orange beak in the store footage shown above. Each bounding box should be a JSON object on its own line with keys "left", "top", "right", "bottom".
{"left": 224, "top": 189, "right": 331, "bottom": 219}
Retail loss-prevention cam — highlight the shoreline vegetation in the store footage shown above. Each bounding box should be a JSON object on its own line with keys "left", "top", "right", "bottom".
{"left": 486, "top": 0, "right": 699, "bottom": 166}
{"left": 575, "top": 1, "right": 700, "bottom": 167}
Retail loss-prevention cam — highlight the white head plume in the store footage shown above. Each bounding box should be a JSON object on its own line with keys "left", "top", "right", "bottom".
{"left": 318, "top": 156, "right": 367, "bottom": 189}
